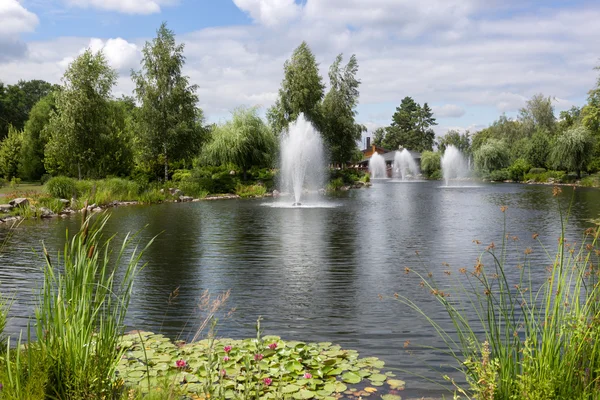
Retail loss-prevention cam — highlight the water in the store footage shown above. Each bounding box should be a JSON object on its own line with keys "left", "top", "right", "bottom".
{"left": 1, "top": 182, "right": 599, "bottom": 397}
{"left": 441, "top": 145, "right": 470, "bottom": 186}
{"left": 280, "top": 114, "right": 326, "bottom": 204}
{"left": 393, "top": 149, "right": 420, "bottom": 180}
{"left": 368, "top": 152, "right": 387, "bottom": 179}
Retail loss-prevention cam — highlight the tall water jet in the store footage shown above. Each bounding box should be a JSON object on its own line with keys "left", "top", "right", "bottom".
{"left": 280, "top": 114, "right": 326, "bottom": 205}
{"left": 393, "top": 149, "right": 420, "bottom": 180}
{"left": 368, "top": 152, "right": 387, "bottom": 179}
{"left": 441, "top": 145, "right": 469, "bottom": 186}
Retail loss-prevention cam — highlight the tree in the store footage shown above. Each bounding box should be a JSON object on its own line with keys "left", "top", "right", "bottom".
{"left": 201, "top": 107, "right": 277, "bottom": 180}
{"left": 372, "top": 127, "right": 385, "bottom": 147}
{"left": 438, "top": 130, "right": 471, "bottom": 155}
{"left": 471, "top": 114, "right": 525, "bottom": 155}
{"left": 519, "top": 93, "right": 556, "bottom": 135}
{"left": 383, "top": 97, "right": 437, "bottom": 152}
{"left": 44, "top": 50, "right": 117, "bottom": 178}
{"left": 524, "top": 130, "right": 550, "bottom": 169}
{"left": 474, "top": 139, "right": 510, "bottom": 172}
{"left": 267, "top": 42, "right": 325, "bottom": 135}
{"left": 0, "top": 125, "right": 23, "bottom": 180}
{"left": 0, "top": 80, "right": 56, "bottom": 140}
{"left": 321, "top": 54, "right": 366, "bottom": 165}
{"left": 132, "top": 22, "right": 202, "bottom": 181}
{"left": 550, "top": 126, "right": 595, "bottom": 178}
{"left": 20, "top": 92, "right": 57, "bottom": 180}
{"left": 420, "top": 151, "right": 441, "bottom": 178}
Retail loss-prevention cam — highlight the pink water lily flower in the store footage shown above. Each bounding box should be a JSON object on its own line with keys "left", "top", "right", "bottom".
{"left": 175, "top": 359, "right": 187, "bottom": 369}
{"left": 303, "top": 373, "right": 312, "bottom": 379}
{"left": 224, "top": 345, "right": 232, "bottom": 353}
{"left": 254, "top": 353, "right": 264, "bottom": 361}
{"left": 263, "top": 377, "right": 273, "bottom": 386}
{"left": 268, "top": 342, "right": 278, "bottom": 350}
{"left": 223, "top": 355, "right": 230, "bottom": 362}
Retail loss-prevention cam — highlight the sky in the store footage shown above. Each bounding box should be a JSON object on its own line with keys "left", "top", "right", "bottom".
{"left": 1, "top": 0, "right": 600, "bottom": 144}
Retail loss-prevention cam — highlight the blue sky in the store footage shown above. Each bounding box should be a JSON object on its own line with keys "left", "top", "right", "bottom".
{"left": 2, "top": 0, "right": 600, "bottom": 140}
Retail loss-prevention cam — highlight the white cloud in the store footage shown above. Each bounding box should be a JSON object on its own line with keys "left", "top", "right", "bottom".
{"left": 63, "top": 0, "right": 176, "bottom": 14}
{"left": 89, "top": 38, "right": 140, "bottom": 71}
{"left": 233, "top": 0, "right": 300, "bottom": 27}
{"left": 0, "top": 0, "right": 38, "bottom": 35}
{"left": 432, "top": 104, "right": 466, "bottom": 118}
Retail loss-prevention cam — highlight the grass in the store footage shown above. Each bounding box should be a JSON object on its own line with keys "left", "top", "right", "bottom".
{"left": 235, "top": 182, "right": 267, "bottom": 198}
{"left": 395, "top": 188, "right": 600, "bottom": 399}
{"left": 0, "top": 182, "right": 44, "bottom": 197}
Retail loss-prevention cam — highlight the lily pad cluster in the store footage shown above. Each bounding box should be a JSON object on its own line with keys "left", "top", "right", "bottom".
{"left": 116, "top": 332, "right": 405, "bottom": 399}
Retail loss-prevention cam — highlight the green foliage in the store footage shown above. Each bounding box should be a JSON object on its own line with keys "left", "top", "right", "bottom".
{"left": 132, "top": 22, "right": 203, "bottom": 181}
{"left": 372, "top": 127, "right": 385, "bottom": 147}
{"left": 44, "top": 50, "right": 119, "bottom": 179}
{"left": 488, "top": 168, "right": 510, "bottom": 181}
{"left": 382, "top": 97, "right": 437, "bottom": 152}
{"left": 44, "top": 176, "right": 77, "bottom": 199}
{"left": 524, "top": 169, "right": 566, "bottom": 183}
{"left": 438, "top": 130, "right": 471, "bottom": 155}
{"left": 0, "top": 126, "right": 24, "bottom": 179}
{"left": 518, "top": 93, "right": 556, "bottom": 135}
{"left": 321, "top": 54, "right": 366, "bottom": 164}
{"left": 524, "top": 130, "right": 550, "bottom": 168}
{"left": 550, "top": 126, "right": 595, "bottom": 178}
{"left": 474, "top": 139, "right": 510, "bottom": 172}
{"left": 471, "top": 115, "right": 524, "bottom": 153}
{"left": 508, "top": 158, "right": 531, "bottom": 181}
{"left": 235, "top": 183, "right": 267, "bottom": 198}
{"left": 33, "top": 215, "right": 152, "bottom": 399}
{"left": 20, "top": 92, "right": 56, "bottom": 180}
{"left": 329, "top": 168, "right": 364, "bottom": 185}
{"left": 267, "top": 42, "right": 325, "bottom": 134}
{"left": 420, "top": 151, "right": 441, "bottom": 178}
{"left": 201, "top": 107, "right": 277, "bottom": 180}
{"left": 326, "top": 177, "right": 345, "bottom": 192}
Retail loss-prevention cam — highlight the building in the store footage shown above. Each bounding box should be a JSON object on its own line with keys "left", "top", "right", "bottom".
{"left": 355, "top": 137, "right": 422, "bottom": 174}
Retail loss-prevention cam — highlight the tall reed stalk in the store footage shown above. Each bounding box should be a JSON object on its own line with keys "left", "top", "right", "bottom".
{"left": 35, "top": 211, "right": 153, "bottom": 399}
{"left": 396, "top": 191, "right": 600, "bottom": 399}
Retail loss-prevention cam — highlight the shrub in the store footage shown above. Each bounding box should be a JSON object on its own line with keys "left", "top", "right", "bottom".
{"left": 326, "top": 177, "right": 345, "bottom": 192}
{"left": 172, "top": 169, "right": 192, "bottom": 182}
{"left": 489, "top": 168, "right": 510, "bottom": 181}
{"left": 420, "top": 151, "right": 441, "bottom": 179}
{"left": 474, "top": 139, "right": 510, "bottom": 172}
{"left": 45, "top": 176, "right": 78, "bottom": 199}
{"left": 508, "top": 158, "right": 531, "bottom": 181}
{"left": 235, "top": 183, "right": 267, "bottom": 198}
{"left": 528, "top": 167, "right": 546, "bottom": 175}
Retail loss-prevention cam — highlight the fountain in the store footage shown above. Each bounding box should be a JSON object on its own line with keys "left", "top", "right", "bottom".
{"left": 441, "top": 145, "right": 470, "bottom": 186}
{"left": 393, "top": 149, "right": 420, "bottom": 180}
{"left": 280, "top": 114, "right": 326, "bottom": 205}
{"left": 368, "top": 152, "right": 387, "bottom": 179}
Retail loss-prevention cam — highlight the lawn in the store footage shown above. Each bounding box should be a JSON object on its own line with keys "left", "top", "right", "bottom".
{"left": 0, "top": 182, "right": 44, "bottom": 197}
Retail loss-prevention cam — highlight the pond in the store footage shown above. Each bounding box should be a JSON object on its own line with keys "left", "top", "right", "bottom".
{"left": 1, "top": 181, "right": 599, "bottom": 397}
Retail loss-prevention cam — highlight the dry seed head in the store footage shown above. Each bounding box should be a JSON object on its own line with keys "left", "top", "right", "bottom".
{"left": 404, "top": 340, "right": 410, "bottom": 348}
{"left": 404, "top": 267, "right": 410, "bottom": 274}
{"left": 524, "top": 247, "right": 532, "bottom": 255}
{"left": 459, "top": 268, "right": 467, "bottom": 274}
{"left": 444, "top": 270, "right": 451, "bottom": 275}
{"left": 532, "top": 233, "right": 539, "bottom": 240}
{"left": 500, "top": 206, "right": 508, "bottom": 213}
{"left": 552, "top": 186, "right": 562, "bottom": 196}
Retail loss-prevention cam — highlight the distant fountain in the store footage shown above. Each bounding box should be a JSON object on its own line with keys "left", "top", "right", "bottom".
{"left": 368, "top": 152, "right": 387, "bottom": 179}
{"left": 393, "top": 149, "right": 420, "bottom": 180}
{"left": 441, "top": 145, "right": 469, "bottom": 186}
{"left": 280, "top": 114, "right": 326, "bottom": 205}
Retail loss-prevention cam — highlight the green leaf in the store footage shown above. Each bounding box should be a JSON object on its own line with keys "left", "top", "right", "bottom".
{"left": 342, "top": 371, "right": 361, "bottom": 384}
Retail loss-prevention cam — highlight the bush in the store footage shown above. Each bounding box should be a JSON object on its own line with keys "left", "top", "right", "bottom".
{"left": 429, "top": 169, "right": 443, "bottom": 180}
{"left": 45, "top": 176, "right": 78, "bottom": 199}
{"left": 326, "top": 177, "right": 345, "bottom": 192}
{"left": 172, "top": 169, "right": 192, "bottom": 182}
{"left": 329, "top": 169, "right": 364, "bottom": 185}
{"left": 489, "top": 169, "right": 510, "bottom": 181}
{"left": 524, "top": 169, "right": 566, "bottom": 183}
{"left": 508, "top": 158, "right": 531, "bottom": 181}
{"left": 528, "top": 167, "right": 546, "bottom": 175}
{"left": 235, "top": 183, "right": 267, "bottom": 198}
{"left": 421, "top": 151, "right": 441, "bottom": 178}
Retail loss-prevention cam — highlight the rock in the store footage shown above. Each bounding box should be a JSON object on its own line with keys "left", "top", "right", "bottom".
{"left": 169, "top": 188, "right": 181, "bottom": 196}
{"left": 0, "top": 204, "right": 13, "bottom": 213}
{"left": 341, "top": 186, "right": 351, "bottom": 191}
{"left": 272, "top": 189, "right": 280, "bottom": 198}
{"left": 60, "top": 208, "right": 75, "bottom": 215}
{"left": 92, "top": 207, "right": 102, "bottom": 212}
{"left": 59, "top": 199, "right": 70, "bottom": 206}
{"left": 9, "top": 198, "right": 29, "bottom": 208}
{"left": 160, "top": 188, "right": 165, "bottom": 194}
{"left": 39, "top": 207, "right": 56, "bottom": 218}
{"left": 179, "top": 195, "right": 194, "bottom": 202}
{"left": 229, "top": 170, "right": 236, "bottom": 175}
{"left": 192, "top": 198, "right": 201, "bottom": 202}
{"left": 547, "top": 178, "right": 555, "bottom": 183}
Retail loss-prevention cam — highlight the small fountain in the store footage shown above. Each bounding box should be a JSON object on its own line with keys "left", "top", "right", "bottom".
{"left": 368, "top": 152, "right": 387, "bottom": 179}
{"left": 393, "top": 149, "right": 420, "bottom": 181}
{"left": 441, "top": 145, "right": 470, "bottom": 186}
{"left": 279, "top": 114, "right": 326, "bottom": 205}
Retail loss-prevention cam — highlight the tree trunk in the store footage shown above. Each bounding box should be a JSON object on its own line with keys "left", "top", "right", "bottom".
{"left": 164, "top": 144, "right": 168, "bottom": 182}
{"left": 577, "top": 169, "right": 581, "bottom": 179}
{"left": 243, "top": 168, "right": 247, "bottom": 181}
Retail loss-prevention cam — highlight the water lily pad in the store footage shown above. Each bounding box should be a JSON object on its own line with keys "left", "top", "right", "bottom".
{"left": 281, "top": 384, "right": 301, "bottom": 394}
{"left": 370, "top": 373, "right": 386, "bottom": 382}
{"left": 381, "top": 395, "right": 402, "bottom": 400}
{"left": 292, "top": 389, "right": 315, "bottom": 399}
{"left": 342, "top": 371, "right": 361, "bottom": 384}
{"left": 387, "top": 379, "right": 406, "bottom": 390}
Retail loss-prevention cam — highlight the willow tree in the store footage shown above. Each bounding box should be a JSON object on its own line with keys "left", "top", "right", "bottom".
{"left": 474, "top": 139, "right": 510, "bottom": 172}
{"left": 202, "top": 107, "right": 277, "bottom": 180}
{"left": 550, "top": 126, "right": 595, "bottom": 178}
{"left": 132, "top": 22, "right": 201, "bottom": 181}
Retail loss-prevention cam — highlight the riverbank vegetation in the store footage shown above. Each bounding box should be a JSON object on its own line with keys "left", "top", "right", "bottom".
{"left": 395, "top": 192, "right": 600, "bottom": 399}
{"left": 0, "top": 24, "right": 366, "bottom": 197}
